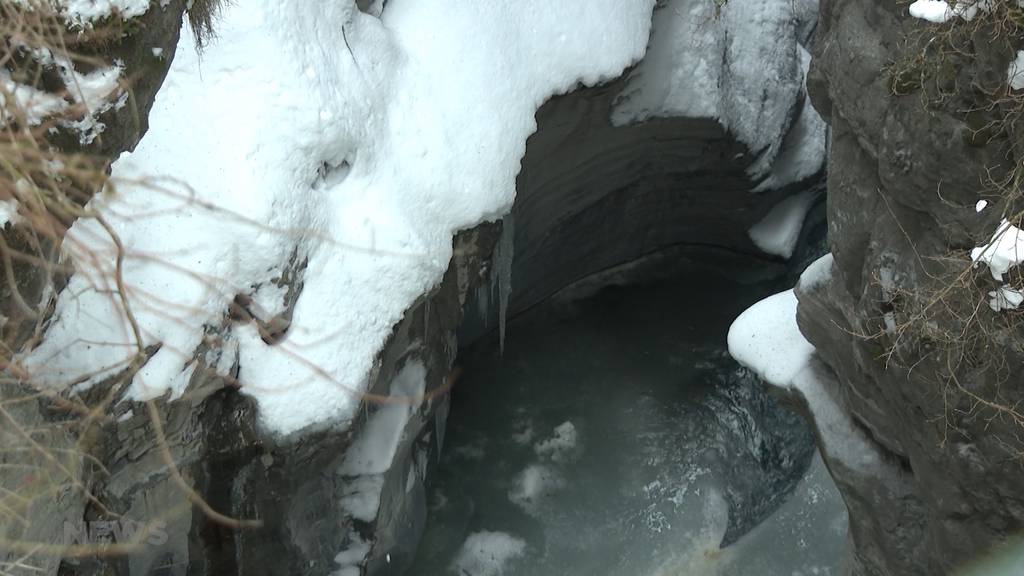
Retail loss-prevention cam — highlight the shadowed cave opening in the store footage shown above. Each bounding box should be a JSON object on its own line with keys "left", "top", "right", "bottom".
{"left": 402, "top": 82, "right": 847, "bottom": 575}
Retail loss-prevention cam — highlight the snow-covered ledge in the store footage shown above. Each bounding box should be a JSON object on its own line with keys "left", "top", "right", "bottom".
{"left": 728, "top": 254, "right": 882, "bottom": 473}
{"left": 20, "top": 0, "right": 657, "bottom": 437}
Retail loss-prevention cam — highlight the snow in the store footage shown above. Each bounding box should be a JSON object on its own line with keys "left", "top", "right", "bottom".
{"left": 19, "top": 0, "right": 655, "bottom": 436}
{"left": 988, "top": 285, "right": 1023, "bottom": 311}
{"left": 333, "top": 535, "right": 371, "bottom": 576}
{"left": 509, "top": 464, "right": 564, "bottom": 513}
{"left": 976, "top": 199, "right": 989, "bottom": 212}
{"left": 53, "top": 0, "right": 152, "bottom": 26}
{"left": 451, "top": 531, "right": 527, "bottom": 576}
{"left": 1009, "top": 50, "right": 1024, "bottom": 90}
{"left": 909, "top": 0, "right": 955, "bottom": 22}
{"left": 748, "top": 190, "right": 817, "bottom": 259}
{"left": 533, "top": 421, "right": 579, "bottom": 463}
{"left": 0, "top": 49, "right": 123, "bottom": 142}
{"left": 971, "top": 219, "right": 1024, "bottom": 281}
{"left": 728, "top": 290, "right": 814, "bottom": 385}
{"left": 0, "top": 73, "right": 66, "bottom": 125}
{"left": 798, "top": 253, "right": 834, "bottom": 292}
{"left": 0, "top": 199, "right": 22, "bottom": 228}
{"left": 612, "top": 0, "right": 823, "bottom": 182}
{"left": 728, "top": 289, "right": 880, "bottom": 472}
{"left": 908, "top": 0, "right": 990, "bottom": 23}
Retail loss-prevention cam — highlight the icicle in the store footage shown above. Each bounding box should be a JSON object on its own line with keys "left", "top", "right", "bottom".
{"left": 476, "top": 283, "right": 490, "bottom": 328}
{"left": 496, "top": 214, "right": 514, "bottom": 353}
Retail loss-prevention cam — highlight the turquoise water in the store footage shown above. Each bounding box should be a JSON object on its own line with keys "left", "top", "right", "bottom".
{"left": 407, "top": 259, "right": 847, "bottom": 576}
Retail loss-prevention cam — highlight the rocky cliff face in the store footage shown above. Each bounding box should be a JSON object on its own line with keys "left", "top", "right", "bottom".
{"left": 2, "top": 3, "right": 827, "bottom": 575}
{"left": 800, "top": 0, "right": 1024, "bottom": 573}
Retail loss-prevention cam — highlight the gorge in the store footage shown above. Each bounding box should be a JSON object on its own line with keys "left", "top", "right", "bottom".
{"left": 1, "top": 0, "right": 1023, "bottom": 575}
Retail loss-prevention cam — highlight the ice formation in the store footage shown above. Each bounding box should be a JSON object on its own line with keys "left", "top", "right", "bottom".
{"left": 611, "top": 0, "right": 824, "bottom": 184}
{"left": 748, "top": 190, "right": 818, "bottom": 259}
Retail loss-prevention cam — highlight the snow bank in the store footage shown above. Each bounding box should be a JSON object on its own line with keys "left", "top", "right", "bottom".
{"left": 20, "top": 0, "right": 655, "bottom": 435}
{"left": 728, "top": 289, "right": 880, "bottom": 472}
{"left": 748, "top": 190, "right": 817, "bottom": 259}
{"left": 451, "top": 531, "right": 527, "bottom": 576}
{"left": 611, "top": 0, "right": 824, "bottom": 183}
{"left": 728, "top": 291, "right": 814, "bottom": 385}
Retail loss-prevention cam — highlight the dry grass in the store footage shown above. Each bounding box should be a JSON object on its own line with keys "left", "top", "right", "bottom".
{"left": 0, "top": 2, "right": 264, "bottom": 572}
{"left": 859, "top": 0, "right": 1024, "bottom": 457}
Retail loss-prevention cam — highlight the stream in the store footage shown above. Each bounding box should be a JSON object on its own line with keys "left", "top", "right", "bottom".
{"left": 406, "top": 254, "right": 847, "bottom": 576}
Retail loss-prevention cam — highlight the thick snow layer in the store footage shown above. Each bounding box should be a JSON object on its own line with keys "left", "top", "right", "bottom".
{"left": 728, "top": 289, "right": 880, "bottom": 472}
{"left": 612, "top": 0, "right": 824, "bottom": 182}
{"left": 971, "top": 219, "right": 1024, "bottom": 281}
{"left": 20, "top": 0, "right": 655, "bottom": 435}
{"left": 728, "top": 291, "right": 814, "bottom": 385}
{"left": 748, "top": 190, "right": 817, "bottom": 259}
{"left": 452, "top": 531, "right": 527, "bottom": 576}
{"left": 1010, "top": 50, "right": 1024, "bottom": 90}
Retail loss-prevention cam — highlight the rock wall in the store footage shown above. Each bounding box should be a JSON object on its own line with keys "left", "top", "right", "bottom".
{"left": 461, "top": 75, "right": 824, "bottom": 342}
{"left": 45, "top": 224, "right": 499, "bottom": 576}
{"left": 799, "top": 0, "right": 1024, "bottom": 573}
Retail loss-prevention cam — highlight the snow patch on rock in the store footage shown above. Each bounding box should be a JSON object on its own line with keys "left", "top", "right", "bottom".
{"left": 971, "top": 219, "right": 1024, "bottom": 281}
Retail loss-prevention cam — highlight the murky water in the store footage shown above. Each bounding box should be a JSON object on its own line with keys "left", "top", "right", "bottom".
{"left": 407, "top": 257, "right": 847, "bottom": 576}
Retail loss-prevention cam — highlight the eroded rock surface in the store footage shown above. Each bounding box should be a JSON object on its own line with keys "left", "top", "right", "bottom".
{"left": 799, "top": 0, "right": 1024, "bottom": 572}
